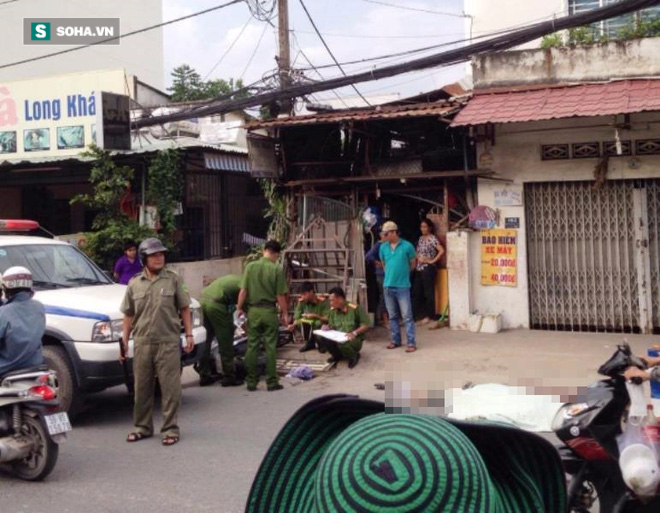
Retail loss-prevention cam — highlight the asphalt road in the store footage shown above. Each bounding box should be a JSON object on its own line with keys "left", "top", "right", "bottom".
{"left": 3, "top": 328, "right": 657, "bottom": 512}
{"left": 0, "top": 368, "right": 353, "bottom": 513}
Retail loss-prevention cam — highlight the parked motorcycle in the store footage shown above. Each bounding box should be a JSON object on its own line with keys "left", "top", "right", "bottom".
{"left": 205, "top": 325, "right": 294, "bottom": 380}
{"left": 553, "top": 342, "right": 660, "bottom": 512}
{"left": 0, "top": 365, "right": 71, "bottom": 481}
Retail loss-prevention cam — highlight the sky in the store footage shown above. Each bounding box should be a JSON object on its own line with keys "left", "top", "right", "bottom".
{"left": 163, "top": 0, "right": 469, "bottom": 104}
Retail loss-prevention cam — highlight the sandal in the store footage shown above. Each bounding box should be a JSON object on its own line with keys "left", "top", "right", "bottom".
{"left": 126, "top": 432, "right": 152, "bottom": 443}
{"left": 405, "top": 346, "right": 417, "bottom": 353}
{"left": 386, "top": 343, "right": 401, "bottom": 349}
{"left": 162, "top": 435, "right": 179, "bottom": 446}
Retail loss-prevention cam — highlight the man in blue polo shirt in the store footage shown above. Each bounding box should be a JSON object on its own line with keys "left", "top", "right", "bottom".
{"left": 379, "top": 221, "right": 417, "bottom": 352}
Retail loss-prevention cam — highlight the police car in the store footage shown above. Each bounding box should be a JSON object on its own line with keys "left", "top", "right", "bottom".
{"left": 0, "top": 220, "right": 206, "bottom": 417}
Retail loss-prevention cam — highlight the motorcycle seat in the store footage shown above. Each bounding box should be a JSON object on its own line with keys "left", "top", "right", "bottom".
{"left": 0, "top": 364, "right": 49, "bottom": 380}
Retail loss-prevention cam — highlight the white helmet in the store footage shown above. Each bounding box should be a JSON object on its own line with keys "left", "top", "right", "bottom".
{"left": 1, "top": 266, "right": 33, "bottom": 290}
{"left": 619, "top": 443, "right": 660, "bottom": 497}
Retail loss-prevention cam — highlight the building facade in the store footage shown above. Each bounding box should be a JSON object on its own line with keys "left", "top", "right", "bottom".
{"left": 450, "top": 37, "right": 660, "bottom": 334}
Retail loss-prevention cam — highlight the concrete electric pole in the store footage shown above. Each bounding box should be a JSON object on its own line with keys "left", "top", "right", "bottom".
{"left": 277, "top": 0, "right": 292, "bottom": 114}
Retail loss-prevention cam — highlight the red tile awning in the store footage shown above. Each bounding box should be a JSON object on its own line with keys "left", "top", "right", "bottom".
{"left": 452, "top": 79, "right": 660, "bottom": 126}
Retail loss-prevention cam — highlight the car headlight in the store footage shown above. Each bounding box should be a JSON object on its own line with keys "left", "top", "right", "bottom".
{"left": 192, "top": 307, "right": 203, "bottom": 328}
{"left": 92, "top": 319, "right": 123, "bottom": 342}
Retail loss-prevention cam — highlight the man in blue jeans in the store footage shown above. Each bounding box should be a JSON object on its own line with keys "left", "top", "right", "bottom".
{"left": 379, "top": 221, "right": 417, "bottom": 352}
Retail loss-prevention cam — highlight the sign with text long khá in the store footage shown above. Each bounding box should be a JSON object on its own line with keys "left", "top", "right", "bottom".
{"left": 0, "top": 69, "right": 131, "bottom": 160}
{"left": 481, "top": 229, "right": 517, "bottom": 287}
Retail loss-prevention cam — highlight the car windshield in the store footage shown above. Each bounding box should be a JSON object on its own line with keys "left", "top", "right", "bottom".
{"left": 0, "top": 243, "right": 111, "bottom": 289}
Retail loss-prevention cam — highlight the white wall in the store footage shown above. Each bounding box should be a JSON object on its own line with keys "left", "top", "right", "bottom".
{"left": 469, "top": 112, "right": 660, "bottom": 328}
{"left": 464, "top": 0, "right": 567, "bottom": 50}
{"left": 0, "top": 0, "right": 164, "bottom": 89}
{"left": 473, "top": 38, "right": 660, "bottom": 89}
{"left": 169, "top": 257, "right": 244, "bottom": 299}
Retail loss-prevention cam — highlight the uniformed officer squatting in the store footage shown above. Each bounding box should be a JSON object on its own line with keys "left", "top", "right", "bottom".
{"left": 198, "top": 274, "right": 243, "bottom": 387}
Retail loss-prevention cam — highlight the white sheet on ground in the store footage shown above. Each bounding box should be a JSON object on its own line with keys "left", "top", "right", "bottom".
{"left": 446, "top": 384, "right": 565, "bottom": 432}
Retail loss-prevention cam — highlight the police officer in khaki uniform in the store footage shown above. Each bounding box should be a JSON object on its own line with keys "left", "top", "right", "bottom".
{"left": 287, "top": 281, "right": 329, "bottom": 353}
{"left": 321, "top": 287, "right": 370, "bottom": 369}
{"left": 120, "top": 238, "right": 193, "bottom": 446}
{"left": 236, "top": 240, "right": 288, "bottom": 392}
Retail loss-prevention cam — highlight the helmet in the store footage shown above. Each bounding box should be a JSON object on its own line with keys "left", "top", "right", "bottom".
{"left": 138, "top": 237, "right": 169, "bottom": 265}
{"left": 1, "top": 266, "right": 33, "bottom": 290}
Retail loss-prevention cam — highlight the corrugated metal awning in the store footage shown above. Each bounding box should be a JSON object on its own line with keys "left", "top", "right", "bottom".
{"left": 246, "top": 102, "right": 461, "bottom": 129}
{"left": 204, "top": 152, "right": 250, "bottom": 173}
{"left": 452, "top": 79, "right": 660, "bottom": 126}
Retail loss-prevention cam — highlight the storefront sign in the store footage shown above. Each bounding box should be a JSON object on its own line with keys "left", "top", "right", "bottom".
{"left": 505, "top": 217, "right": 520, "bottom": 229}
{"left": 481, "top": 229, "right": 517, "bottom": 287}
{"left": 494, "top": 184, "right": 523, "bottom": 207}
{"left": 0, "top": 69, "right": 131, "bottom": 160}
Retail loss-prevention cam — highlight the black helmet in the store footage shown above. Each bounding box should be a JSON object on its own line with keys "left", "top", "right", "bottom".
{"left": 138, "top": 237, "right": 169, "bottom": 265}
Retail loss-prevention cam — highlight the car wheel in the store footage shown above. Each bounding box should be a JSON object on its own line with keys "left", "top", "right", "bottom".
{"left": 42, "top": 345, "right": 83, "bottom": 419}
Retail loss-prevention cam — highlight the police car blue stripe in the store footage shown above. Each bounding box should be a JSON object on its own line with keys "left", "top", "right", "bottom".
{"left": 43, "top": 305, "right": 110, "bottom": 322}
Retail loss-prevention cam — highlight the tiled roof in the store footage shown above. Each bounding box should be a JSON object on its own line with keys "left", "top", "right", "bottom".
{"left": 246, "top": 102, "right": 461, "bottom": 129}
{"left": 451, "top": 79, "right": 660, "bottom": 126}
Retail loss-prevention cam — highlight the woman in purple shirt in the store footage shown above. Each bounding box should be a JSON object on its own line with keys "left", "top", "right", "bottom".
{"left": 113, "top": 241, "right": 143, "bottom": 285}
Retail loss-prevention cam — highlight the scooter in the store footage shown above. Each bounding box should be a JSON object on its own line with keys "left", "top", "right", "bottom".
{"left": 553, "top": 342, "right": 660, "bottom": 512}
{"left": 0, "top": 365, "right": 71, "bottom": 481}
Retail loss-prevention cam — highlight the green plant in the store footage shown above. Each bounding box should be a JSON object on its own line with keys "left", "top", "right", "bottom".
{"left": 243, "top": 179, "right": 290, "bottom": 265}
{"left": 168, "top": 64, "right": 249, "bottom": 102}
{"left": 147, "top": 148, "right": 183, "bottom": 247}
{"left": 541, "top": 33, "right": 564, "bottom": 49}
{"left": 71, "top": 145, "right": 154, "bottom": 270}
{"left": 618, "top": 14, "right": 660, "bottom": 39}
{"left": 567, "top": 26, "right": 598, "bottom": 46}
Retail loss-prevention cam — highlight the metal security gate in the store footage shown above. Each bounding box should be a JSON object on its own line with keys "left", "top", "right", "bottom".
{"left": 526, "top": 180, "right": 660, "bottom": 333}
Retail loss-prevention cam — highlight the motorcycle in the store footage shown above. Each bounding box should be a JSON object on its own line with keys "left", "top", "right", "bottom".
{"left": 0, "top": 365, "right": 71, "bottom": 481}
{"left": 553, "top": 342, "right": 660, "bottom": 512}
{"left": 205, "top": 325, "right": 294, "bottom": 379}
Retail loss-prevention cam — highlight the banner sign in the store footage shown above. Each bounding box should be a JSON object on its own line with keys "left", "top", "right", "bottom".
{"left": 0, "top": 69, "right": 130, "bottom": 160}
{"left": 481, "top": 229, "right": 517, "bottom": 287}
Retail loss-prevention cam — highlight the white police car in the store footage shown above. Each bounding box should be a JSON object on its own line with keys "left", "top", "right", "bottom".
{"left": 0, "top": 220, "right": 206, "bottom": 417}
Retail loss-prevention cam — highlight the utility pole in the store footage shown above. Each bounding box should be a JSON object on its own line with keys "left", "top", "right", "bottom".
{"left": 277, "top": 0, "right": 292, "bottom": 114}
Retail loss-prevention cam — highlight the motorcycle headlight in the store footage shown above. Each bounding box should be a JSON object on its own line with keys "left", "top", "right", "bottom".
{"left": 92, "top": 319, "right": 123, "bottom": 342}
{"left": 192, "top": 307, "right": 203, "bottom": 328}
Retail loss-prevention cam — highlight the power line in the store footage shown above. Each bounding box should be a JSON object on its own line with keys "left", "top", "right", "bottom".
{"left": 204, "top": 14, "right": 253, "bottom": 80}
{"left": 291, "top": 31, "right": 350, "bottom": 108}
{"left": 298, "top": 0, "right": 371, "bottom": 107}
{"left": 136, "top": 0, "right": 660, "bottom": 127}
{"left": 291, "top": 28, "right": 463, "bottom": 39}
{"left": 240, "top": 21, "right": 270, "bottom": 80}
{"left": 0, "top": 0, "right": 19, "bottom": 6}
{"left": 0, "top": 0, "right": 245, "bottom": 71}
{"left": 291, "top": 8, "right": 579, "bottom": 74}
{"left": 361, "top": 0, "right": 469, "bottom": 18}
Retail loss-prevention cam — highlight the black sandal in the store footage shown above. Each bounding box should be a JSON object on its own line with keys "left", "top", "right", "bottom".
{"left": 126, "top": 432, "right": 151, "bottom": 443}
{"left": 162, "top": 435, "right": 179, "bottom": 446}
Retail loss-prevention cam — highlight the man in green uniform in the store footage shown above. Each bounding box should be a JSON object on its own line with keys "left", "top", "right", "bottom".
{"left": 120, "top": 238, "right": 193, "bottom": 446}
{"left": 320, "top": 287, "right": 370, "bottom": 369}
{"left": 236, "top": 240, "right": 288, "bottom": 392}
{"left": 197, "top": 274, "right": 244, "bottom": 387}
{"left": 287, "top": 281, "right": 329, "bottom": 353}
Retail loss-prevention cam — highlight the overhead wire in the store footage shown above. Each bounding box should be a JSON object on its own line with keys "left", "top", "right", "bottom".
{"left": 298, "top": 0, "right": 371, "bottom": 107}
{"left": 0, "top": 0, "right": 245, "bottom": 71}
{"left": 360, "top": 0, "right": 469, "bottom": 18}
{"left": 203, "top": 14, "right": 253, "bottom": 80}
{"left": 133, "top": 0, "right": 660, "bottom": 127}
{"left": 240, "top": 20, "right": 270, "bottom": 80}
{"left": 290, "top": 30, "right": 350, "bottom": 109}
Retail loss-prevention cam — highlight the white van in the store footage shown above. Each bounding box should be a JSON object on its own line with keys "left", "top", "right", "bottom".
{"left": 0, "top": 220, "right": 206, "bottom": 416}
